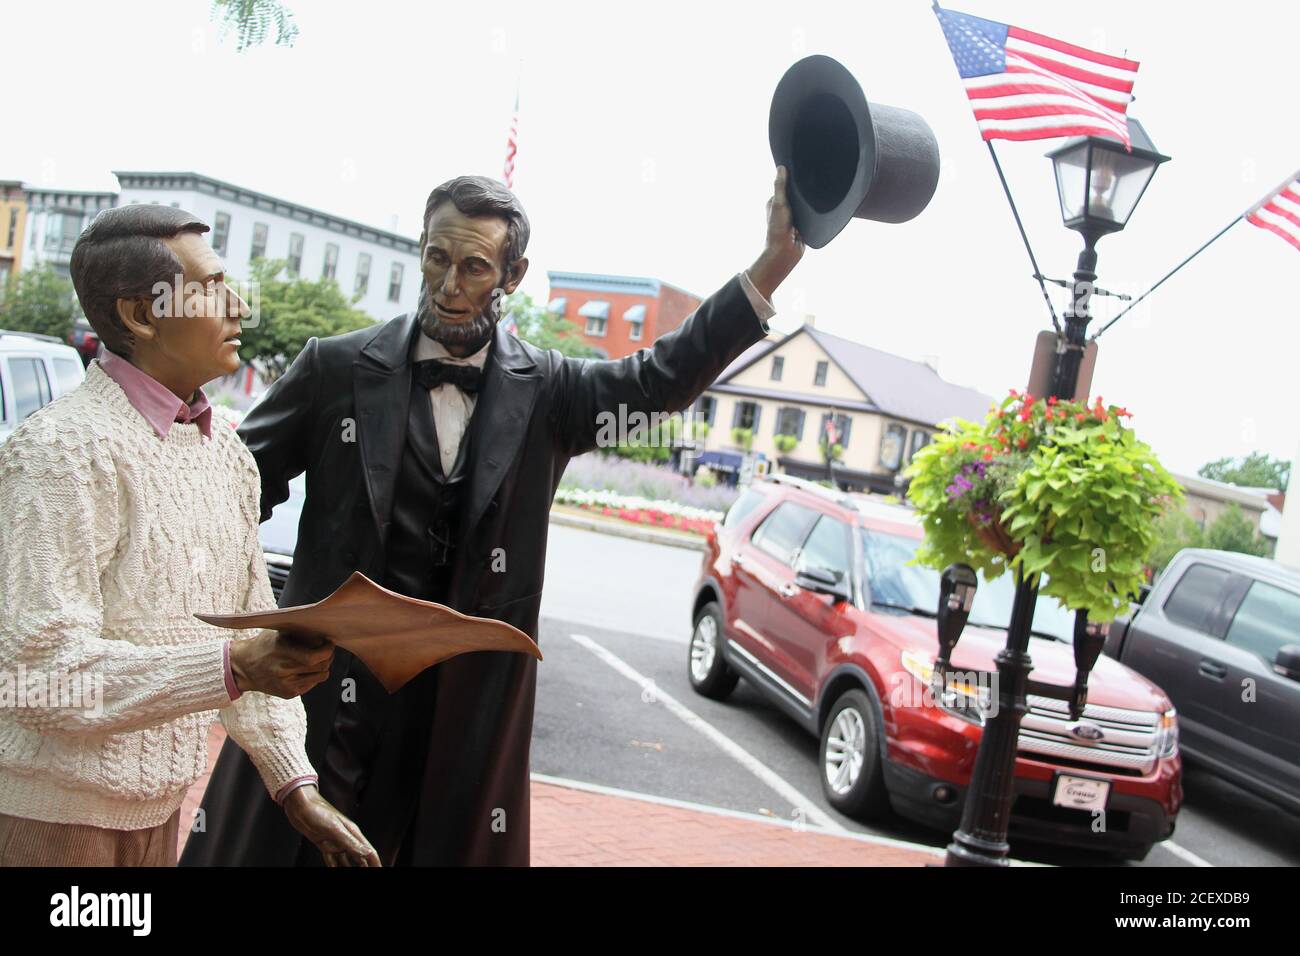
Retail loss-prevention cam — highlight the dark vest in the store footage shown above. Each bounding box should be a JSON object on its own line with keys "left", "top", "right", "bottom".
{"left": 381, "top": 377, "right": 472, "bottom": 601}
{"left": 315, "top": 375, "right": 477, "bottom": 864}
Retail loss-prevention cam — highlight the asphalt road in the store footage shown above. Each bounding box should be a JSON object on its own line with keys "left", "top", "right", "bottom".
{"left": 536, "top": 524, "right": 1300, "bottom": 867}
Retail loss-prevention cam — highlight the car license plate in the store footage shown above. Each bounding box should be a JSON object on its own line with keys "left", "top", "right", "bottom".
{"left": 1052, "top": 773, "right": 1110, "bottom": 812}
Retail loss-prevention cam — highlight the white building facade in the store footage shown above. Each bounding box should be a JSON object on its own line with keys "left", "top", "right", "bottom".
{"left": 22, "top": 187, "right": 117, "bottom": 278}
{"left": 113, "top": 171, "right": 421, "bottom": 321}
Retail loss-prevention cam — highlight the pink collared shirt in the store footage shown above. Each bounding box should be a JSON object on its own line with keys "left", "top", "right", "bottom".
{"left": 98, "top": 350, "right": 214, "bottom": 439}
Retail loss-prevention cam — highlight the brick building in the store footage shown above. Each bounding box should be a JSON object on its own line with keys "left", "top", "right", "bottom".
{"left": 545, "top": 271, "right": 701, "bottom": 359}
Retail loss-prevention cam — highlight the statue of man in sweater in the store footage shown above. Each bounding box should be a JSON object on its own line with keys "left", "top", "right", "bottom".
{"left": 0, "top": 205, "right": 379, "bottom": 866}
{"left": 185, "top": 169, "right": 803, "bottom": 866}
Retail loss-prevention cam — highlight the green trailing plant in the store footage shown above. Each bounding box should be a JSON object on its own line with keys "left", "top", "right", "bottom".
{"left": 906, "top": 390, "right": 1182, "bottom": 622}
{"left": 731, "top": 427, "right": 754, "bottom": 452}
{"left": 773, "top": 433, "right": 798, "bottom": 453}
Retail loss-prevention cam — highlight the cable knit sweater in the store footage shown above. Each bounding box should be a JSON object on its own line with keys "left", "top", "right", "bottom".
{"left": 0, "top": 361, "right": 314, "bottom": 830}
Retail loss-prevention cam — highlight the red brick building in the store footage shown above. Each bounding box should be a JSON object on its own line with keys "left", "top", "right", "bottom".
{"left": 546, "top": 271, "right": 701, "bottom": 359}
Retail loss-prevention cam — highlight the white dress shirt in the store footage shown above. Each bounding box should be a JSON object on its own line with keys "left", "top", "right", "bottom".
{"left": 413, "top": 271, "right": 776, "bottom": 472}
{"left": 413, "top": 330, "right": 492, "bottom": 476}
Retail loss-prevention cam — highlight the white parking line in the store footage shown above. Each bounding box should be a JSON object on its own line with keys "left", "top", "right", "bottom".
{"left": 1160, "top": 840, "right": 1214, "bottom": 867}
{"left": 568, "top": 631, "right": 849, "bottom": 835}
{"left": 565, "top": 632, "right": 1052, "bottom": 866}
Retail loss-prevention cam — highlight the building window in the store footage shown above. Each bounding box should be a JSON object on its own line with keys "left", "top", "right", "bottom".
{"left": 322, "top": 243, "right": 339, "bottom": 281}
{"left": 250, "top": 222, "right": 268, "bottom": 260}
{"left": 908, "top": 429, "right": 931, "bottom": 462}
{"left": 212, "top": 211, "right": 231, "bottom": 256}
{"left": 814, "top": 360, "right": 828, "bottom": 387}
{"left": 579, "top": 300, "right": 610, "bottom": 335}
{"left": 388, "top": 262, "right": 404, "bottom": 302}
{"left": 879, "top": 423, "right": 906, "bottom": 470}
{"left": 355, "top": 253, "right": 371, "bottom": 297}
{"left": 822, "top": 412, "right": 853, "bottom": 451}
{"left": 776, "top": 406, "right": 805, "bottom": 440}
{"left": 695, "top": 395, "right": 716, "bottom": 426}
{"left": 287, "top": 233, "right": 304, "bottom": 276}
{"left": 45, "top": 212, "right": 81, "bottom": 256}
{"left": 623, "top": 303, "right": 646, "bottom": 341}
{"left": 771, "top": 356, "right": 784, "bottom": 381}
{"left": 732, "top": 401, "right": 761, "bottom": 433}
{"left": 6, "top": 208, "right": 16, "bottom": 249}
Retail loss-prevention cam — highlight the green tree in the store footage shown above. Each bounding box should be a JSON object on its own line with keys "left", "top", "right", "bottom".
{"left": 0, "top": 264, "right": 79, "bottom": 341}
{"left": 500, "top": 291, "right": 602, "bottom": 359}
{"left": 237, "top": 259, "right": 374, "bottom": 381}
{"left": 1147, "top": 508, "right": 1205, "bottom": 575}
{"left": 1203, "top": 503, "right": 1270, "bottom": 558}
{"left": 1198, "top": 452, "right": 1290, "bottom": 492}
{"left": 211, "top": 0, "right": 299, "bottom": 51}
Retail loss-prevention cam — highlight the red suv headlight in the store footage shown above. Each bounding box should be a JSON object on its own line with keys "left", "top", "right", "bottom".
{"left": 899, "top": 650, "right": 992, "bottom": 727}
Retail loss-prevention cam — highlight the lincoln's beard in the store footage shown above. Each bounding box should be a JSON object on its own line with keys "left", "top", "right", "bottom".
{"left": 415, "top": 282, "right": 497, "bottom": 354}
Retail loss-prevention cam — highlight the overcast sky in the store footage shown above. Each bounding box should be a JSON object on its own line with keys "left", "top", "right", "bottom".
{"left": 10, "top": 0, "right": 1299, "bottom": 476}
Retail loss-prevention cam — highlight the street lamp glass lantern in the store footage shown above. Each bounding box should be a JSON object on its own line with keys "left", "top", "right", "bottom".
{"left": 1047, "top": 119, "right": 1169, "bottom": 239}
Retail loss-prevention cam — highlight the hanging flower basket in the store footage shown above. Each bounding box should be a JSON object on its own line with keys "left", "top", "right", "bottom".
{"left": 966, "top": 509, "right": 1020, "bottom": 558}
{"left": 905, "top": 390, "right": 1182, "bottom": 622}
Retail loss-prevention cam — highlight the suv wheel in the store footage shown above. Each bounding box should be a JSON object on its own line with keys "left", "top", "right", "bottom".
{"left": 820, "top": 689, "right": 889, "bottom": 819}
{"left": 687, "top": 602, "right": 739, "bottom": 700}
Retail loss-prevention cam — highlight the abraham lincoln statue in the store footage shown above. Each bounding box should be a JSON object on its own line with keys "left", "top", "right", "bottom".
{"left": 182, "top": 168, "right": 803, "bottom": 866}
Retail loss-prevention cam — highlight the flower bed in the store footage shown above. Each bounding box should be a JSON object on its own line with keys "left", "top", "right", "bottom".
{"left": 906, "top": 390, "right": 1181, "bottom": 622}
{"left": 553, "top": 486, "right": 722, "bottom": 536}
{"left": 558, "top": 453, "right": 739, "bottom": 513}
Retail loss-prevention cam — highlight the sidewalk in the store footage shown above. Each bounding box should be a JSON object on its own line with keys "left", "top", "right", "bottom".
{"left": 180, "top": 726, "right": 938, "bottom": 866}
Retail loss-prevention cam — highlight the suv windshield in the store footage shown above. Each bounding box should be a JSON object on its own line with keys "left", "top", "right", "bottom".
{"left": 860, "top": 528, "right": 1076, "bottom": 641}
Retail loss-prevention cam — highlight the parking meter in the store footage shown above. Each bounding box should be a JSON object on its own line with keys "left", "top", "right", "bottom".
{"left": 1069, "top": 610, "right": 1108, "bottom": 719}
{"left": 936, "top": 563, "right": 978, "bottom": 680}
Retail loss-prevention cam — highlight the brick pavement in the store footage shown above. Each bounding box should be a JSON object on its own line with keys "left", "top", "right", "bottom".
{"left": 179, "top": 725, "right": 938, "bottom": 865}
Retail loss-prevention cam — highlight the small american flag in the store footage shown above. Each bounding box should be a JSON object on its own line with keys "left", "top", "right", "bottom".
{"left": 503, "top": 89, "right": 519, "bottom": 189}
{"left": 934, "top": 5, "right": 1139, "bottom": 147}
{"left": 1246, "top": 169, "right": 1300, "bottom": 253}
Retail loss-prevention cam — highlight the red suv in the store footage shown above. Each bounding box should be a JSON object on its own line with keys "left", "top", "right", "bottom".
{"left": 688, "top": 475, "right": 1182, "bottom": 861}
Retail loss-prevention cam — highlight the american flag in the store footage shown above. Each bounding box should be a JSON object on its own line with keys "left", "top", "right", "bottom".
{"left": 934, "top": 5, "right": 1139, "bottom": 147}
{"left": 1246, "top": 169, "right": 1300, "bottom": 253}
{"left": 503, "top": 88, "right": 519, "bottom": 189}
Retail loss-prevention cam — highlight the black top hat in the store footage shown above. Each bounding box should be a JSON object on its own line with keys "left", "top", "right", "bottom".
{"left": 769, "top": 55, "right": 941, "bottom": 249}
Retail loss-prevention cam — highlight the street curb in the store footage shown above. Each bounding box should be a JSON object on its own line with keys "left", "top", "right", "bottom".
{"left": 549, "top": 508, "right": 708, "bottom": 552}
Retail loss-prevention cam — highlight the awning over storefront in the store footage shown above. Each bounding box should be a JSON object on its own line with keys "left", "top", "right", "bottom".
{"left": 622, "top": 304, "right": 647, "bottom": 322}
{"left": 578, "top": 299, "right": 610, "bottom": 319}
{"left": 546, "top": 297, "right": 567, "bottom": 314}
{"left": 697, "top": 450, "right": 745, "bottom": 474}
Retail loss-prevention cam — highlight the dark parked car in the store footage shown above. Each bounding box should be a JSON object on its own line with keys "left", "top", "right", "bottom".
{"left": 1105, "top": 548, "right": 1300, "bottom": 815}
{"left": 689, "top": 474, "right": 1182, "bottom": 860}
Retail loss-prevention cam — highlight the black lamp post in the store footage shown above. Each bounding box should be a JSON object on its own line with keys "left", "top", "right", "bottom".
{"left": 1046, "top": 120, "right": 1170, "bottom": 397}
{"left": 941, "top": 119, "right": 1168, "bottom": 868}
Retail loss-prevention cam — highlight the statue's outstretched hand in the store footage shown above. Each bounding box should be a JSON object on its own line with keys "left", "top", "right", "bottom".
{"left": 283, "top": 786, "right": 382, "bottom": 867}
{"left": 747, "top": 165, "right": 805, "bottom": 301}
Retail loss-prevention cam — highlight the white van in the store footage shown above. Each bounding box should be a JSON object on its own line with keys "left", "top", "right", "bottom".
{"left": 0, "top": 330, "right": 87, "bottom": 444}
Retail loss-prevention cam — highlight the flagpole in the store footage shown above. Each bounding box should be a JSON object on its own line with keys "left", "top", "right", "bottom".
{"left": 1092, "top": 165, "right": 1300, "bottom": 340}
{"left": 1089, "top": 213, "right": 1242, "bottom": 341}
{"left": 986, "top": 140, "right": 1062, "bottom": 333}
